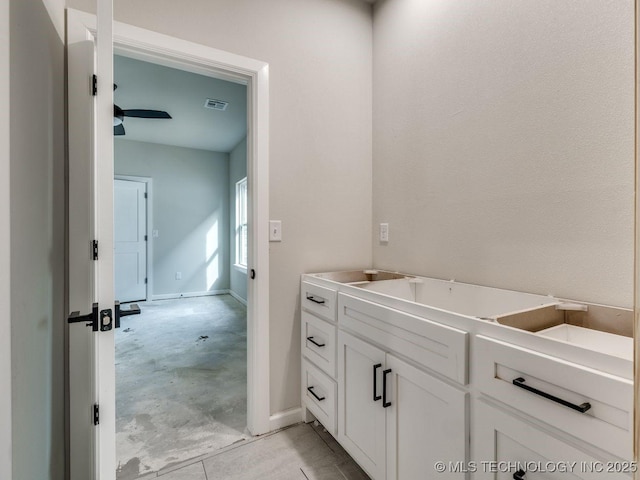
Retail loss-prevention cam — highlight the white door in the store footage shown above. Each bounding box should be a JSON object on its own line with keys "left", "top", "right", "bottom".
{"left": 67, "top": 5, "right": 115, "bottom": 480}
{"left": 385, "top": 354, "right": 467, "bottom": 480}
{"left": 337, "top": 331, "right": 386, "bottom": 480}
{"left": 114, "top": 179, "right": 147, "bottom": 302}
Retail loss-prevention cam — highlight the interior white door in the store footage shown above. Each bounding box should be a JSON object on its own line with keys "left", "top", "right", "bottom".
{"left": 67, "top": 5, "right": 115, "bottom": 480}
{"left": 114, "top": 179, "right": 147, "bottom": 302}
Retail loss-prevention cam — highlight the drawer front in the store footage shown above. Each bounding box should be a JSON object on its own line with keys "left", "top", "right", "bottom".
{"left": 302, "top": 359, "right": 337, "bottom": 435}
{"left": 301, "top": 281, "right": 337, "bottom": 322}
{"left": 302, "top": 311, "right": 336, "bottom": 378}
{"left": 474, "top": 400, "right": 632, "bottom": 480}
{"left": 475, "top": 335, "right": 633, "bottom": 460}
{"left": 338, "top": 293, "right": 468, "bottom": 384}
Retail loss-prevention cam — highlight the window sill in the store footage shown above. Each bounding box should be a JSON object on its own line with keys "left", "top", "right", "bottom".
{"left": 233, "top": 263, "right": 248, "bottom": 274}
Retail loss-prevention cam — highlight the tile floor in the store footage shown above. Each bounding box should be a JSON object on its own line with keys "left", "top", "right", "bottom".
{"left": 150, "top": 422, "right": 370, "bottom": 480}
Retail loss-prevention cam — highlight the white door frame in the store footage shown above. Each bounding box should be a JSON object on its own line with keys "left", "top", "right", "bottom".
{"left": 67, "top": 5, "right": 271, "bottom": 475}
{"left": 114, "top": 175, "right": 152, "bottom": 302}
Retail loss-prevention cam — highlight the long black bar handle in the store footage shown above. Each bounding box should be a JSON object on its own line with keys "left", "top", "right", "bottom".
{"left": 512, "top": 377, "right": 591, "bottom": 413}
{"left": 513, "top": 469, "right": 526, "bottom": 480}
{"left": 306, "top": 336, "right": 325, "bottom": 348}
{"left": 306, "top": 295, "right": 325, "bottom": 305}
{"left": 373, "top": 363, "right": 382, "bottom": 401}
{"left": 382, "top": 368, "right": 392, "bottom": 408}
{"left": 307, "top": 386, "right": 325, "bottom": 402}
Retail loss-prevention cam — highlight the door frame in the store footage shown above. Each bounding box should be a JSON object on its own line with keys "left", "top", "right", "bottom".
{"left": 67, "top": 0, "right": 271, "bottom": 453}
{"left": 114, "top": 175, "right": 152, "bottom": 302}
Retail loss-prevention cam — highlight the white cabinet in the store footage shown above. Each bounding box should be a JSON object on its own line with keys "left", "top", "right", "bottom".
{"left": 474, "top": 401, "right": 632, "bottom": 480}
{"left": 338, "top": 330, "right": 468, "bottom": 480}
{"left": 338, "top": 331, "right": 387, "bottom": 479}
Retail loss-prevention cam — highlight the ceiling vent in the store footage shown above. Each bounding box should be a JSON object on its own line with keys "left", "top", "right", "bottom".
{"left": 204, "top": 98, "right": 229, "bottom": 111}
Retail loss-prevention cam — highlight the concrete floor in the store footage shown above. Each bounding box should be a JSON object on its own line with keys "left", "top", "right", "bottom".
{"left": 137, "top": 422, "right": 370, "bottom": 480}
{"left": 115, "top": 295, "right": 248, "bottom": 479}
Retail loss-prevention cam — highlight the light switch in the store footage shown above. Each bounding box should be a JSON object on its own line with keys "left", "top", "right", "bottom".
{"left": 269, "top": 220, "right": 282, "bottom": 242}
{"left": 152, "top": 229, "right": 159, "bottom": 238}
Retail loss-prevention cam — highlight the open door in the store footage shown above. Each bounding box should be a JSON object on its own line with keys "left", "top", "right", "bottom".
{"left": 67, "top": 6, "right": 118, "bottom": 479}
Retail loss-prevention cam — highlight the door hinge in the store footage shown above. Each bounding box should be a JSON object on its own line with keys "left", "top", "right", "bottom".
{"left": 144, "top": 235, "right": 148, "bottom": 241}
{"left": 93, "top": 404, "right": 99, "bottom": 425}
{"left": 144, "top": 192, "right": 148, "bottom": 199}
{"left": 92, "top": 240, "right": 99, "bottom": 260}
{"left": 92, "top": 74, "right": 97, "bottom": 96}
{"left": 144, "top": 278, "right": 148, "bottom": 284}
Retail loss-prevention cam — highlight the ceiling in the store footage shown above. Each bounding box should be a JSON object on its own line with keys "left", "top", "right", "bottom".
{"left": 114, "top": 55, "right": 247, "bottom": 153}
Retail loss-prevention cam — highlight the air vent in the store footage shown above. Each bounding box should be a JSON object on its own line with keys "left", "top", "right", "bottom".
{"left": 204, "top": 98, "right": 229, "bottom": 111}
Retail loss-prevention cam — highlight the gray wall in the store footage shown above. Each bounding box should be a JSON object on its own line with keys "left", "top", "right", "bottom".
{"left": 372, "top": 0, "right": 635, "bottom": 308}
{"left": 9, "top": 0, "right": 66, "bottom": 478}
{"left": 67, "top": 0, "right": 374, "bottom": 414}
{"left": 115, "top": 139, "right": 230, "bottom": 297}
{"left": 229, "top": 137, "right": 248, "bottom": 302}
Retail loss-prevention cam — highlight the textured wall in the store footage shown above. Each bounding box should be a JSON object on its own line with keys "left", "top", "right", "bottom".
{"left": 115, "top": 139, "right": 230, "bottom": 297}
{"left": 229, "top": 137, "right": 248, "bottom": 302}
{"left": 67, "top": 0, "right": 374, "bottom": 414}
{"left": 9, "top": 0, "right": 66, "bottom": 477}
{"left": 372, "top": 0, "right": 635, "bottom": 307}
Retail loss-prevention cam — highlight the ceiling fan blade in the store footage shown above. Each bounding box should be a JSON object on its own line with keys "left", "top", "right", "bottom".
{"left": 122, "top": 109, "right": 172, "bottom": 119}
{"left": 114, "top": 124, "right": 126, "bottom": 136}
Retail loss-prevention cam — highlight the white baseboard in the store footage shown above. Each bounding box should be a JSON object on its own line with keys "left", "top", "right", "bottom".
{"left": 151, "top": 289, "right": 229, "bottom": 301}
{"left": 269, "top": 407, "right": 303, "bottom": 431}
{"left": 228, "top": 290, "right": 247, "bottom": 306}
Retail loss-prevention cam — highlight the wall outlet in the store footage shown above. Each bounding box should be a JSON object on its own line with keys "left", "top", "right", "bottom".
{"left": 379, "top": 223, "right": 389, "bottom": 242}
{"left": 175, "top": 272, "right": 182, "bottom": 280}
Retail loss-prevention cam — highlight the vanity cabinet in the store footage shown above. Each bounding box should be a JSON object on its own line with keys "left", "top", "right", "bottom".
{"left": 338, "top": 330, "right": 467, "bottom": 480}
{"left": 474, "top": 401, "right": 632, "bottom": 480}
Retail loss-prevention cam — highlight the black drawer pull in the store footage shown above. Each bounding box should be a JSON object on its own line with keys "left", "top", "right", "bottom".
{"left": 513, "top": 469, "right": 526, "bottom": 480}
{"left": 373, "top": 363, "right": 382, "bottom": 401}
{"left": 307, "top": 386, "right": 325, "bottom": 402}
{"left": 383, "top": 368, "right": 392, "bottom": 408}
{"left": 512, "top": 377, "right": 591, "bottom": 413}
{"left": 306, "top": 295, "right": 325, "bottom": 305}
{"left": 306, "top": 336, "right": 325, "bottom": 348}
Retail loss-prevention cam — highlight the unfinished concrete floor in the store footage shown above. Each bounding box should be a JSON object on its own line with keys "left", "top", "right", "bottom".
{"left": 116, "top": 295, "right": 248, "bottom": 479}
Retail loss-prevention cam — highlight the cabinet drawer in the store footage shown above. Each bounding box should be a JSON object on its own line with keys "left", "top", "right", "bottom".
{"left": 474, "top": 400, "right": 632, "bottom": 480}
{"left": 302, "top": 311, "right": 336, "bottom": 378}
{"left": 338, "top": 293, "right": 468, "bottom": 384}
{"left": 475, "top": 335, "right": 633, "bottom": 460}
{"left": 301, "top": 281, "right": 337, "bottom": 322}
{"left": 302, "top": 359, "right": 337, "bottom": 435}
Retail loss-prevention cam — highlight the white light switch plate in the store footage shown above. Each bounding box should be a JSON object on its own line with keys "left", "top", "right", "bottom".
{"left": 269, "top": 220, "right": 282, "bottom": 242}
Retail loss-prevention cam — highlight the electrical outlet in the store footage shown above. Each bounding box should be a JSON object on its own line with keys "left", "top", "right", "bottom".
{"left": 379, "top": 223, "right": 389, "bottom": 242}
{"left": 175, "top": 272, "right": 182, "bottom": 280}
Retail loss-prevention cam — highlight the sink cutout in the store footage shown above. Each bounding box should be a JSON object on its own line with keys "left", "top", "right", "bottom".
{"left": 537, "top": 324, "right": 632, "bottom": 361}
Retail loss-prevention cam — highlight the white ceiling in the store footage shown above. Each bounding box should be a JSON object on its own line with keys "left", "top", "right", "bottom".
{"left": 114, "top": 55, "right": 247, "bottom": 153}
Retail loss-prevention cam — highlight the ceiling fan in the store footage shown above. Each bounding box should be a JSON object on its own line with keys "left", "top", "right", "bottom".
{"left": 113, "top": 84, "right": 172, "bottom": 136}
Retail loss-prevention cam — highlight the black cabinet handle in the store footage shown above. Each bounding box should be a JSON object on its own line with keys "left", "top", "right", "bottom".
{"left": 373, "top": 363, "right": 382, "bottom": 401}
{"left": 306, "top": 336, "right": 325, "bottom": 348}
{"left": 306, "top": 295, "right": 325, "bottom": 305}
{"left": 512, "top": 377, "right": 591, "bottom": 413}
{"left": 307, "top": 386, "right": 325, "bottom": 402}
{"left": 513, "top": 469, "right": 526, "bottom": 480}
{"left": 383, "top": 368, "right": 392, "bottom": 408}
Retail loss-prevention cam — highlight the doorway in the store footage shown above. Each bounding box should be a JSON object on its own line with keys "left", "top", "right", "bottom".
{"left": 112, "top": 54, "right": 251, "bottom": 477}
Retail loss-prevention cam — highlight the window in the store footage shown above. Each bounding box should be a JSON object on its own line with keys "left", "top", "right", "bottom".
{"left": 235, "top": 177, "right": 248, "bottom": 270}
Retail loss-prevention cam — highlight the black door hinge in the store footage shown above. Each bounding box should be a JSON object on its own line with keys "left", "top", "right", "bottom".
{"left": 93, "top": 404, "right": 99, "bottom": 425}
{"left": 92, "top": 240, "right": 98, "bottom": 260}
{"left": 144, "top": 192, "right": 148, "bottom": 199}
{"left": 92, "top": 74, "right": 97, "bottom": 96}
{"left": 144, "top": 278, "right": 148, "bottom": 284}
{"left": 144, "top": 235, "right": 148, "bottom": 241}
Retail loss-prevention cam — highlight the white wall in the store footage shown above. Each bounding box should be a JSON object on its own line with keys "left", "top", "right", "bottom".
{"left": 372, "top": 0, "right": 635, "bottom": 307}
{"left": 9, "top": 0, "right": 66, "bottom": 477}
{"left": 67, "top": 0, "right": 374, "bottom": 414}
{"left": 229, "top": 137, "right": 248, "bottom": 303}
{"left": 0, "top": 0, "right": 10, "bottom": 476}
{"left": 115, "top": 139, "right": 230, "bottom": 298}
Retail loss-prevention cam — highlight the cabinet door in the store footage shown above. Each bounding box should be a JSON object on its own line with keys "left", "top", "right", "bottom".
{"left": 338, "top": 331, "right": 387, "bottom": 480}
{"left": 474, "top": 400, "right": 632, "bottom": 480}
{"left": 386, "top": 354, "right": 468, "bottom": 480}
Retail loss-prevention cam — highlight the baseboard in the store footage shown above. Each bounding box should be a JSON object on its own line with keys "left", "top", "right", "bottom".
{"left": 151, "top": 289, "right": 229, "bottom": 301}
{"left": 228, "top": 290, "right": 247, "bottom": 306}
{"left": 269, "top": 407, "right": 303, "bottom": 431}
